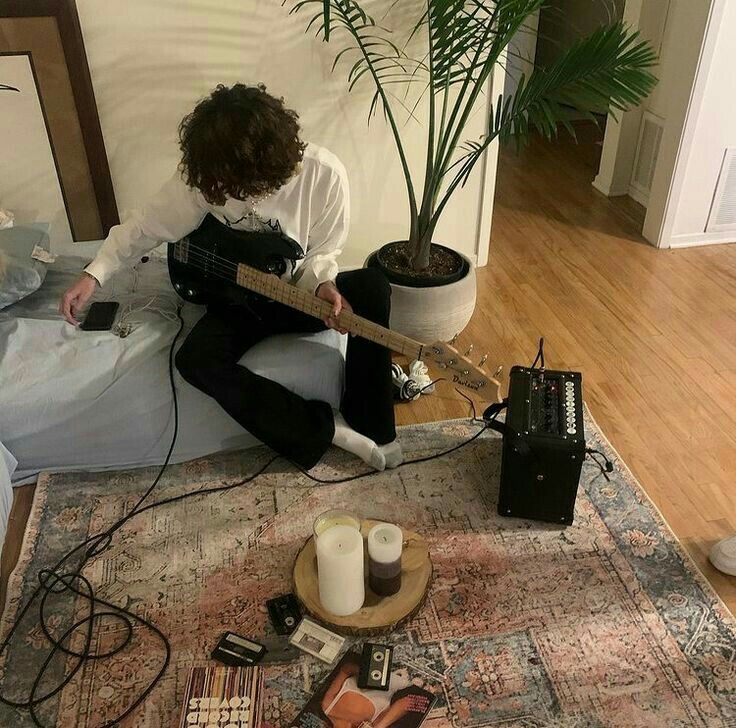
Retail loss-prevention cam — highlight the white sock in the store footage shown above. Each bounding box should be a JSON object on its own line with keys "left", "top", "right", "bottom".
{"left": 379, "top": 440, "right": 403, "bottom": 469}
{"left": 332, "top": 411, "right": 386, "bottom": 471}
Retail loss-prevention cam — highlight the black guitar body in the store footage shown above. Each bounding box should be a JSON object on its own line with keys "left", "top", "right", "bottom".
{"left": 167, "top": 213, "right": 304, "bottom": 306}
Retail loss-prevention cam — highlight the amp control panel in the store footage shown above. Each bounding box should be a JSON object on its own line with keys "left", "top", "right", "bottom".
{"left": 522, "top": 369, "right": 583, "bottom": 441}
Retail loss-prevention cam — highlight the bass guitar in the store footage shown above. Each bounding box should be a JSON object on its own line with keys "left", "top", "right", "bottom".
{"left": 168, "top": 215, "right": 501, "bottom": 400}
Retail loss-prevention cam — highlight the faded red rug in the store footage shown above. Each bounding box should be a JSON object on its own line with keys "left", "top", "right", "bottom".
{"left": 2, "top": 417, "right": 736, "bottom": 727}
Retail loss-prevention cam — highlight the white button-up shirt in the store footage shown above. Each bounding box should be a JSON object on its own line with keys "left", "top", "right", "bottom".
{"left": 85, "top": 143, "right": 349, "bottom": 294}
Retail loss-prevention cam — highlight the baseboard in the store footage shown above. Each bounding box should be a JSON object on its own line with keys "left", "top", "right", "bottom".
{"left": 627, "top": 186, "right": 650, "bottom": 208}
{"left": 592, "top": 177, "right": 630, "bottom": 198}
{"left": 668, "top": 231, "right": 736, "bottom": 248}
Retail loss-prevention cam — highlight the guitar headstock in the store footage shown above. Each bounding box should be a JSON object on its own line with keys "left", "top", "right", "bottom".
{"left": 423, "top": 340, "right": 502, "bottom": 402}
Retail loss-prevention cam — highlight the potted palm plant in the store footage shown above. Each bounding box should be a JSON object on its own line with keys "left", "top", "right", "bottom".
{"left": 288, "top": 0, "right": 657, "bottom": 340}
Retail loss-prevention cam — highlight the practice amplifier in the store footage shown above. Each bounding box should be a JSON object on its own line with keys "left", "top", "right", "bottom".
{"left": 492, "top": 366, "right": 585, "bottom": 525}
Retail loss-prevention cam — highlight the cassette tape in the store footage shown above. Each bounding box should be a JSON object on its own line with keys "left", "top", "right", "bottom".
{"left": 357, "top": 643, "right": 393, "bottom": 691}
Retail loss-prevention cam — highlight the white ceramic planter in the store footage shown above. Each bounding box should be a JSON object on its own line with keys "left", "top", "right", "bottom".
{"left": 387, "top": 253, "right": 477, "bottom": 343}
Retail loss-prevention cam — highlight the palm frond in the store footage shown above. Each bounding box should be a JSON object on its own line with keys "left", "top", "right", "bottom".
{"left": 290, "top": 0, "right": 424, "bottom": 106}
{"left": 499, "top": 22, "right": 657, "bottom": 144}
{"left": 411, "top": 0, "right": 546, "bottom": 92}
{"left": 433, "top": 21, "right": 657, "bottom": 228}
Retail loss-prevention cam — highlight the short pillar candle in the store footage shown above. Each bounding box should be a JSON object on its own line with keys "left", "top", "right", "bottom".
{"left": 367, "top": 523, "right": 403, "bottom": 597}
{"left": 316, "top": 525, "right": 365, "bottom": 616}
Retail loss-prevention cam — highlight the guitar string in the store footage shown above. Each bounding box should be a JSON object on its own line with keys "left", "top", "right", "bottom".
{"left": 174, "top": 247, "right": 239, "bottom": 276}
{"left": 174, "top": 254, "right": 383, "bottom": 339}
{"left": 175, "top": 249, "right": 422, "bottom": 355}
{"left": 175, "top": 239, "right": 302, "bottom": 274}
{"left": 176, "top": 251, "right": 316, "bottom": 307}
{"left": 173, "top": 241, "right": 394, "bottom": 328}
{"left": 178, "top": 247, "right": 300, "bottom": 295}
{"left": 175, "top": 255, "right": 427, "bottom": 360}
{"left": 171, "top": 234, "right": 490, "bottom": 371}
{"left": 176, "top": 243, "right": 415, "bottom": 353}
{"left": 175, "top": 239, "right": 255, "bottom": 268}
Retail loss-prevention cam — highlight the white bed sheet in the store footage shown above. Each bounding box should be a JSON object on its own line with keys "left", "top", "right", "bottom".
{"left": 0, "top": 256, "right": 346, "bottom": 484}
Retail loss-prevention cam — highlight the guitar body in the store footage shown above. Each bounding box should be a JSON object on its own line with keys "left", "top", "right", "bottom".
{"left": 167, "top": 213, "right": 304, "bottom": 306}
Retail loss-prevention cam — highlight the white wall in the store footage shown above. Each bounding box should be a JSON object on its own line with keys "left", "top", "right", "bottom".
{"left": 663, "top": 0, "right": 736, "bottom": 246}
{"left": 505, "top": 10, "right": 539, "bottom": 102}
{"left": 72, "top": 0, "right": 493, "bottom": 269}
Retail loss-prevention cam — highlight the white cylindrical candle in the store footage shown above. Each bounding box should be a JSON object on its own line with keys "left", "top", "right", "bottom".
{"left": 368, "top": 523, "right": 403, "bottom": 563}
{"left": 316, "top": 525, "right": 365, "bottom": 616}
{"left": 313, "top": 509, "right": 361, "bottom": 540}
{"left": 367, "top": 523, "right": 403, "bottom": 597}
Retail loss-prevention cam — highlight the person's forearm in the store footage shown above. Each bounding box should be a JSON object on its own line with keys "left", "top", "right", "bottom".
{"left": 86, "top": 171, "right": 207, "bottom": 286}
{"left": 84, "top": 221, "right": 150, "bottom": 285}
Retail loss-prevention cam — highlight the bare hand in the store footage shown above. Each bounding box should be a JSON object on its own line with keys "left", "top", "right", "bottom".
{"left": 316, "top": 281, "right": 352, "bottom": 335}
{"left": 59, "top": 272, "right": 98, "bottom": 325}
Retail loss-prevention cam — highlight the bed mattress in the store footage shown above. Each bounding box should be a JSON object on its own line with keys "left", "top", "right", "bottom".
{"left": 0, "top": 255, "right": 346, "bottom": 484}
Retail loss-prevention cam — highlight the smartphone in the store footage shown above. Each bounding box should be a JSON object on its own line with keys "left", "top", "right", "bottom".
{"left": 80, "top": 301, "right": 119, "bottom": 331}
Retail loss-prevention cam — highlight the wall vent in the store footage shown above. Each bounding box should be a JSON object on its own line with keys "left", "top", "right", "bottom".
{"left": 706, "top": 149, "right": 736, "bottom": 232}
{"left": 629, "top": 112, "right": 664, "bottom": 206}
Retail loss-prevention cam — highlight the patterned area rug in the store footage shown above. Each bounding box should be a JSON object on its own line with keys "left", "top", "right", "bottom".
{"left": 2, "top": 416, "right": 736, "bottom": 727}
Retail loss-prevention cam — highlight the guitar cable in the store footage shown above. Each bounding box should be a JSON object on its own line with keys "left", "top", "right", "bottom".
{"left": 0, "top": 311, "right": 496, "bottom": 728}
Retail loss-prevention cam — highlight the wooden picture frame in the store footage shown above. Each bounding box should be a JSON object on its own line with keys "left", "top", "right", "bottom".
{"left": 0, "top": 0, "right": 118, "bottom": 240}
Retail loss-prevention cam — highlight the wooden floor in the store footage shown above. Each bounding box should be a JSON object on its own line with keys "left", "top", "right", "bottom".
{"left": 2, "top": 126, "right": 736, "bottom": 614}
{"left": 395, "top": 126, "right": 736, "bottom": 610}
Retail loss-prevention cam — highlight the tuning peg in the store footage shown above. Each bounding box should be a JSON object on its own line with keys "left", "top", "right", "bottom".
{"left": 464, "top": 344, "right": 474, "bottom": 356}
{"left": 479, "top": 354, "right": 488, "bottom": 367}
{"left": 493, "top": 365, "right": 503, "bottom": 378}
{"left": 449, "top": 333, "right": 459, "bottom": 345}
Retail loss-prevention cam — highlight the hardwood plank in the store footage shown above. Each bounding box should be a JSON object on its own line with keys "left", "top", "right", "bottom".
{"left": 0, "top": 484, "right": 35, "bottom": 611}
{"left": 398, "top": 127, "right": 736, "bottom": 613}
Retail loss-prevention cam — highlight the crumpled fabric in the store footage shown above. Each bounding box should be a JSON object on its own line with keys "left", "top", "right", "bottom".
{"left": 0, "top": 210, "right": 15, "bottom": 230}
{"left": 409, "top": 359, "right": 435, "bottom": 395}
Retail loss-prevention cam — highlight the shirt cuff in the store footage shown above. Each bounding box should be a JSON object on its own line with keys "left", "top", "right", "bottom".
{"left": 84, "top": 257, "right": 114, "bottom": 287}
{"left": 293, "top": 265, "right": 337, "bottom": 295}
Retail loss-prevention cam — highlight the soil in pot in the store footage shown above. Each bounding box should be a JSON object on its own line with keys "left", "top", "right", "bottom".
{"left": 370, "top": 241, "right": 469, "bottom": 288}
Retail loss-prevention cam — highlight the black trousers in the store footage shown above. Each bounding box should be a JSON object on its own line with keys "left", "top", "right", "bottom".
{"left": 175, "top": 267, "right": 395, "bottom": 469}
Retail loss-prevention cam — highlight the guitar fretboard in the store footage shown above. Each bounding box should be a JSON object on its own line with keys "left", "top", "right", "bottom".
{"left": 236, "top": 263, "right": 424, "bottom": 360}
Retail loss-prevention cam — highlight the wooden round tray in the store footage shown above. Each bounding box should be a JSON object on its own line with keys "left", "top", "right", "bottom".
{"left": 293, "top": 519, "right": 432, "bottom": 635}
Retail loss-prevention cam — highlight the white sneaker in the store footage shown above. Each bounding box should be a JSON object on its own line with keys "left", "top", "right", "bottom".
{"left": 709, "top": 536, "right": 736, "bottom": 576}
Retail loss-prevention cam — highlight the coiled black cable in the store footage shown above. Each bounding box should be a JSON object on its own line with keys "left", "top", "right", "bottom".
{"left": 0, "top": 311, "right": 278, "bottom": 727}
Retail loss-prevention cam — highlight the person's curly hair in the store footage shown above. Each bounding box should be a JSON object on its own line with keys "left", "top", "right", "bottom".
{"left": 178, "top": 83, "right": 306, "bottom": 206}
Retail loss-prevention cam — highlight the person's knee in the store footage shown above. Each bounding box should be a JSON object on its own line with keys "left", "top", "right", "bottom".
{"left": 347, "top": 268, "right": 391, "bottom": 322}
{"left": 363, "top": 267, "right": 391, "bottom": 302}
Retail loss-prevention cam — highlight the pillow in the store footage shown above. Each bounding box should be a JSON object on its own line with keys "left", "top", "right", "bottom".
{"left": 0, "top": 225, "right": 49, "bottom": 310}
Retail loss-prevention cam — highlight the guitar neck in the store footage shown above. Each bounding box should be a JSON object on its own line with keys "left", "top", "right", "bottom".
{"left": 236, "top": 263, "right": 424, "bottom": 360}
